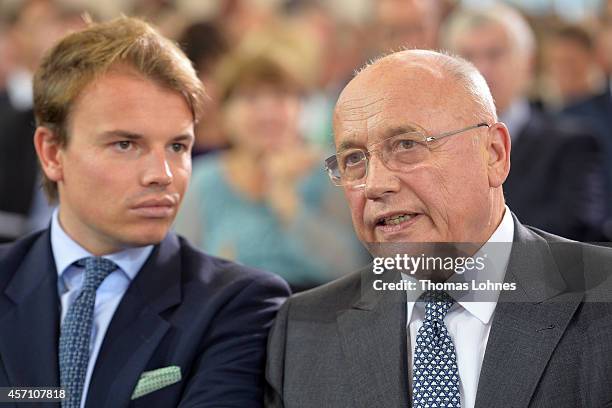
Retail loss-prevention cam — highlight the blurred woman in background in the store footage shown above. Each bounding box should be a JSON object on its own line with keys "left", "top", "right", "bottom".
{"left": 175, "top": 28, "right": 368, "bottom": 291}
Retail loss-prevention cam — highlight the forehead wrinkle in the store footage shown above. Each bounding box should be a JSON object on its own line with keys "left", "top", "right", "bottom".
{"left": 334, "top": 98, "right": 386, "bottom": 149}
{"left": 336, "top": 96, "right": 385, "bottom": 121}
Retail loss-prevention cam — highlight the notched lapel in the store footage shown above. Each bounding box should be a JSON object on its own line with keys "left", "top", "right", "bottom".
{"left": 475, "top": 220, "right": 583, "bottom": 408}
{"left": 337, "top": 272, "right": 409, "bottom": 408}
{"left": 475, "top": 292, "right": 582, "bottom": 408}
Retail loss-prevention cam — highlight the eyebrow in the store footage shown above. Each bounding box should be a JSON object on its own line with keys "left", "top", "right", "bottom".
{"left": 381, "top": 125, "right": 421, "bottom": 139}
{"left": 336, "top": 125, "right": 421, "bottom": 152}
{"left": 99, "top": 130, "right": 195, "bottom": 143}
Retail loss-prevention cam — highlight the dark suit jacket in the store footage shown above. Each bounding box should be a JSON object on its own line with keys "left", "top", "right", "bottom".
{"left": 0, "top": 229, "right": 290, "bottom": 407}
{"left": 503, "top": 108, "right": 607, "bottom": 241}
{"left": 265, "top": 216, "right": 612, "bottom": 407}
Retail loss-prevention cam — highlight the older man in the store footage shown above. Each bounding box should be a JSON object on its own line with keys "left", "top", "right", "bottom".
{"left": 265, "top": 50, "right": 612, "bottom": 408}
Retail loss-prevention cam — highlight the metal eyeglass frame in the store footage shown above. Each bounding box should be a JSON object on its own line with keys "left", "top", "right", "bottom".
{"left": 324, "top": 122, "right": 491, "bottom": 188}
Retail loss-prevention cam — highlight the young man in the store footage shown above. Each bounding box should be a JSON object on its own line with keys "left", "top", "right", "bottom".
{"left": 0, "top": 17, "right": 289, "bottom": 408}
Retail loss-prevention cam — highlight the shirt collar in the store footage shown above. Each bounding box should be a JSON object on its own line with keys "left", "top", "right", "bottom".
{"left": 405, "top": 206, "right": 514, "bottom": 325}
{"left": 456, "top": 206, "right": 514, "bottom": 324}
{"left": 50, "top": 208, "right": 154, "bottom": 280}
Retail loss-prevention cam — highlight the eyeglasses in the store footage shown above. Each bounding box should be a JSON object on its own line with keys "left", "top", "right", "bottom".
{"left": 324, "top": 122, "right": 490, "bottom": 188}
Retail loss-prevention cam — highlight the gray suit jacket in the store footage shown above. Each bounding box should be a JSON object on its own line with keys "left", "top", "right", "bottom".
{"left": 265, "top": 217, "right": 612, "bottom": 407}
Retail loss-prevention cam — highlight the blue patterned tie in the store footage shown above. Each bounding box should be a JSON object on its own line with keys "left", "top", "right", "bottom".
{"left": 59, "top": 257, "right": 117, "bottom": 408}
{"left": 412, "top": 290, "right": 461, "bottom": 408}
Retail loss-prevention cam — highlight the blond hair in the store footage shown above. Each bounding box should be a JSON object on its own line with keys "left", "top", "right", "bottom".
{"left": 33, "top": 16, "right": 205, "bottom": 201}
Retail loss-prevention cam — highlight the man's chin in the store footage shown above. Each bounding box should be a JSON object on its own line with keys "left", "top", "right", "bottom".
{"left": 118, "top": 226, "right": 171, "bottom": 247}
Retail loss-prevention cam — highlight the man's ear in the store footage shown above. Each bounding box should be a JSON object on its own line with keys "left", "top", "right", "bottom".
{"left": 33, "top": 126, "right": 64, "bottom": 183}
{"left": 485, "top": 122, "right": 511, "bottom": 188}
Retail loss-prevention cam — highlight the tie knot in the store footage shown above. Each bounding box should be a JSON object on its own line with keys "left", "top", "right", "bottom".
{"left": 418, "top": 290, "right": 455, "bottom": 322}
{"left": 76, "top": 257, "right": 117, "bottom": 291}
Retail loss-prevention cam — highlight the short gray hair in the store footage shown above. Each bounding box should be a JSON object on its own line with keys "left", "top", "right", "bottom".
{"left": 442, "top": 3, "right": 536, "bottom": 57}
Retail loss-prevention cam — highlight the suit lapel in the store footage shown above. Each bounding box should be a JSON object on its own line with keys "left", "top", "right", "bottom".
{"left": 475, "top": 219, "right": 583, "bottom": 408}
{"left": 0, "top": 231, "right": 60, "bottom": 393}
{"left": 85, "top": 234, "right": 182, "bottom": 408}
{"left": 337, "top": 270, "right": 409, "bottom": 408}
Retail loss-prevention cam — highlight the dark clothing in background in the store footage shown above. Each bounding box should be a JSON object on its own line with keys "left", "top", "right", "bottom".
{"left": 563, "top": 86, "right": 612, "bottom": 237}
{"left": 503, "top": 108, "right": 607, "bottom": 242}
{"left": 0, "top": 92, "right": 11, "bottom": 118}
{"left": 0, "top": 107, "right": 38, "bottom": 242}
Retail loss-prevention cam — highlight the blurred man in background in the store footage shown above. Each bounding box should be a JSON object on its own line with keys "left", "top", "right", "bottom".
{"left": 444, "top": 3, "right": 608, "bottom": 241}
{"left": 563, "top": 19, "right": 612, "bottom": 232}
{"left": 0, "top": 0, "right": 86, "bottom": 242}
{"left": 543, "top": 24, "right": 604, "bottom": 109}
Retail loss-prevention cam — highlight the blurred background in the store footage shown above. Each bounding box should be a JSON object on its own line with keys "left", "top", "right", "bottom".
{"left": 2, "top": 0, "right": 612, "bottom": 291}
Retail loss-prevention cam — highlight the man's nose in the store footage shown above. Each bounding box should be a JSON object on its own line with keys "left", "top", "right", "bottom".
{"left": 141, "top": 149, "right": 173, "bottom": 187}
{"left": 363, "top": 153, "right": 401, "bottom": 199}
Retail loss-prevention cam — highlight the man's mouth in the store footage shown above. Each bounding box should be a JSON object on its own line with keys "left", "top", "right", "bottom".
{"left": 372, "top": 212, "right": 422, "bottom": 238}
{"left": 377, "top": 213, "right": 418, "bottom": 226}
{"left": 130, "top": 195, "right": 178, "bottom": 218}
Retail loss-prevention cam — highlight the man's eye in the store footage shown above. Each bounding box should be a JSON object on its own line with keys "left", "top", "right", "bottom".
{"left": 115, "top": 141, "right": 132, "bottom": 151}
{"left": 171, "top": 143, "right": 187, "bottom": 153}
{"left": 393, "top": 138, "right": 417, "bottom": 151}
{"left": 344, "top": 151, "right": 364, "bottom": 167}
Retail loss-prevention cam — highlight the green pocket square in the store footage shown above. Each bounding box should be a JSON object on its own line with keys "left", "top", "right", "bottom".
{"left": 131, "top": 365, "right": 182, "bottom": 400}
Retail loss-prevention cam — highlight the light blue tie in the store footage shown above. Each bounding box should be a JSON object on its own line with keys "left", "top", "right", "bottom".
{"left": 59, "top": 257, "right": 117, "bottom": 408}
{"left": 412, "top": 290, "right": 461, "bottom": 408}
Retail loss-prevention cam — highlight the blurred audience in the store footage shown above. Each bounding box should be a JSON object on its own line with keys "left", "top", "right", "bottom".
{"left": 178, "top": 21, "right": 230, "bottom": 156}
{"left": 130, "top": 0, "right": 187, "bottom": 39}
{"left": 174, "top": 31, "right": 369, "bottom": 291}
{"left": 0, "top": 0, "right": 86, "bottom": 242}
{"left": 373, "top": 0, "right": 443, "bottom": 51}
{"left": 444, "top": 3, "right": 609, "bottom": 241}
{"left": 217, "top": 0, "right": 283, "bottom": 44}
{"left": 286, "top": 0, "right": 370, "bottom": 145}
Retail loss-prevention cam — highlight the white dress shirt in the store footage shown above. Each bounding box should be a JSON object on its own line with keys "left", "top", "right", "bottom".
{"left": 405, "top": 206, "right": 514, "bottom": 408}
{"left": 50, "top": 209, "right": 153, "bottom": 408}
